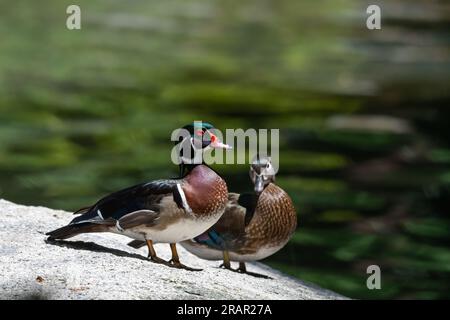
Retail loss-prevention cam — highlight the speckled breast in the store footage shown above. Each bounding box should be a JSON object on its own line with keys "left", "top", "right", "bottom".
{"left": 245, "top": 183, "right": 297, "bottom": 248}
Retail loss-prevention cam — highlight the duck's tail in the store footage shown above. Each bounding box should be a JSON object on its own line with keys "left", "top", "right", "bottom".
{"left": 127, "top": 240, "right": 146, "bottom": 249}
{"left": 46, "top": 222, "right": 111, "bottom": 240}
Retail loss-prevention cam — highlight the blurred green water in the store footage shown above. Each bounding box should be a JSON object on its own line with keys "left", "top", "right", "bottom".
{"left": 0, "top": 0, "right": 449, "bottom": 299}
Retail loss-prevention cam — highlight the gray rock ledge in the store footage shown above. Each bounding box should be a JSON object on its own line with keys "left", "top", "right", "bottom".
{"left": 0, "top": 199, "right": 346, "bottom": 300}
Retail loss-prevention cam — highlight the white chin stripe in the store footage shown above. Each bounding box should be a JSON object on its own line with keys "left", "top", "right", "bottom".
{"left": 116, "top": 220, "right": 124, "bottom": 232}
{"left": 177, "top": 184, "right": 192, "bottom": 213}
{"left": 97, "top": 209, "right": 104, "bottom": 220}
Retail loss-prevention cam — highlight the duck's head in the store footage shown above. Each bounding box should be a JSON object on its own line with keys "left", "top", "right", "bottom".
{"left": 176, "top": 121, "right": 231, "bottom": 175}
{"left": 181, "top": 122, "right": 231, "bottom": 150}
{"left": 250, "top": 155, "right": 276, "bottom": 195}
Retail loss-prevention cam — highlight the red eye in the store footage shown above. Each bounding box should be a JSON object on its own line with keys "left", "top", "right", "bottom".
{"left": 196, "top": 130, "right": 204, "bottom": 136}
{"left": 210, "top": 134, "right": 217, "bottom": 142}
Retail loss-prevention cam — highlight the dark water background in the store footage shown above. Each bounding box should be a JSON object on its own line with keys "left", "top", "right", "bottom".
{"left": 1, "top": 0, "right": 449, "bottom": 299}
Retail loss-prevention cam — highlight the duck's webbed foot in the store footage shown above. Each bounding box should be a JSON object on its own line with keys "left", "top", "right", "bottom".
{"left": 149, "top": 255, "right": 170, "bottom": 265}
{"left": 237, "top": 262, "right": 272, "bottom": 279}
{"left": 168, "top": 243, "right": 202, "bottom": 271}
{"left": 146, "top": 240, "right": 170, "bottom": 266}
{"left": 169, "top": 259, "right": 202, "bottom": 271}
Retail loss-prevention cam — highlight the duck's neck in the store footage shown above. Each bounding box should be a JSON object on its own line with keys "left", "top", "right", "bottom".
{"left": 179, "top": 163, "right": 207, "bottom": 178}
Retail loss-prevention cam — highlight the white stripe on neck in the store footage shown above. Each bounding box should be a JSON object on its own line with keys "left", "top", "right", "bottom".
{"left": 116, "top": 220, "right": 124, "bottom": 232}
{"left": 177, "top": 183, "right": 193, "bottom": 213}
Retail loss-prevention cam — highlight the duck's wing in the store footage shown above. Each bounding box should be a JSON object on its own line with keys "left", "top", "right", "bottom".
{"left": 47, "top": 179, "right": 189, "bottom": 239}
{"left": 70, "top": 179, "right": 186, "bottom": 224}
{"left": 192, "top": 192, "right": 258, "bottom": 251}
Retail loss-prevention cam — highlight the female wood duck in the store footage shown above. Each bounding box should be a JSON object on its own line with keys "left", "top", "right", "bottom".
{"left": 180, "top": 156, "right": 297, "bottom": 277}
{"left": 46, "top": 122, "right": 231, "bottom": 270}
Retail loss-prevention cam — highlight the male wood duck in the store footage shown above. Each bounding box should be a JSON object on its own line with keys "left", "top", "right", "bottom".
{"left": 180, "top": 156, "right": 297, "bottom": 277}
{"left": 46, "top": 122, "right": 231, "bottom": 270}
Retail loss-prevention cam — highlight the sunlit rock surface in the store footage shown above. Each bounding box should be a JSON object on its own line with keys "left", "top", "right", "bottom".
{"left": 0, "top": 199, "right": 345, "bottom": 300}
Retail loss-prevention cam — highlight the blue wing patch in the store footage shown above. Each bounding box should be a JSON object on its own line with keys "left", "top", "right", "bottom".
{"left": 194, "top": 230, "right": 226, "bottom": 250}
